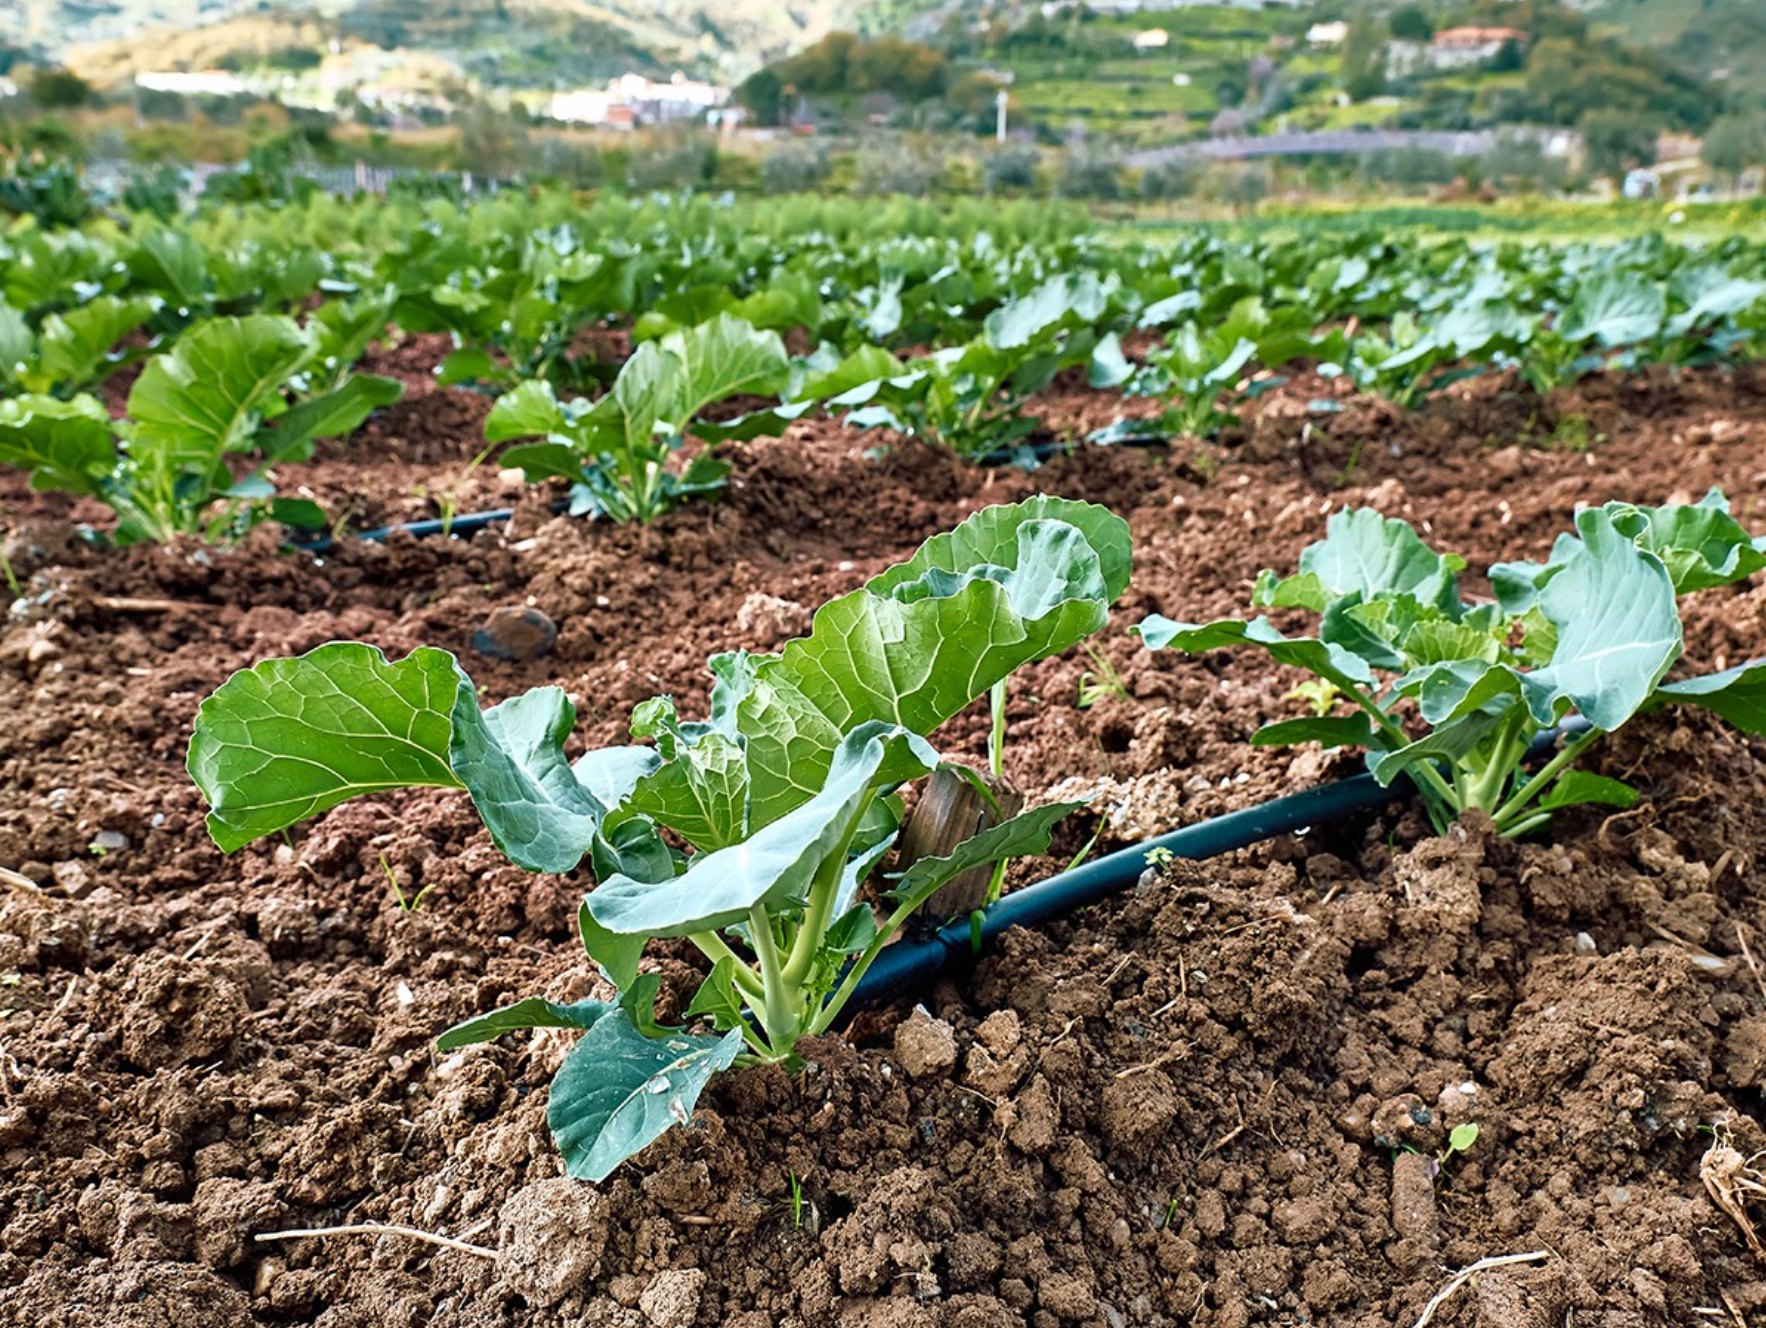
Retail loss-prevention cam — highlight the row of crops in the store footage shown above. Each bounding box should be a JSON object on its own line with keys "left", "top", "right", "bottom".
{"left": 4, "top": 190, "right": 1766, "bottom": 541}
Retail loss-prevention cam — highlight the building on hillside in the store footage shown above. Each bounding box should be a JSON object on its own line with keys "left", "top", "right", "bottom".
{"left": 134, "top": 71, "right": 249, "bottom": 97}
{"left": 1427, "top": 26, "right": 1528, "bottom": 68}
{"left": 1131, "top": 28, "right": 1170, "bottom": 50}
{"left": 1655, "top": 132, "right": 1701, "bottom": 163}
{"left": 1306, "top": 21, "right": 1348, "bottom": 48}
{"left": 547, "top": 71, "right": 729, "bottom": 128}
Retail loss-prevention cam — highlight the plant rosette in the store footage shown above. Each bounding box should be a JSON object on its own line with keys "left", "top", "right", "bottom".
{"left": 188, "top": 495, "right": 1131, "bottom": 1180}
{"left": 1136, "top": 491, "right": 1766, "bottom": 837}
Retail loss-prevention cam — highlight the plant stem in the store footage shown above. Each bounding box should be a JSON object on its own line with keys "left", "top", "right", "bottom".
{"left": 1346, "top": 684, "right": 1460, "bottom": 816}
{"left": 748, "top": 904, "right": 797, "bottom": 1051}
{"left": 1467, "top": 711, "right": 1528, "bottom": 813}
{"left": 988, "top": 680, "right": 1008, "bottom": 779}
{"left": 688, "top": 932, "right": 765, "bottom": 1001}
{"left": 781, "top": 852, "right": 844, "bottom": 987}
{"left": 1491, "top": 727, "right": 1603, "bottom": 830}
{"left": 809, "top": 865, "right": 959, "bottom": 1037}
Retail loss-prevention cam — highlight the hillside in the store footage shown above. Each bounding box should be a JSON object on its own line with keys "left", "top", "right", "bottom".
{"left": 1585, "top": 0, "right": 1766, "bottom": 109}
{"left": 5, "top": 0, "right": 885, "bottom": 85}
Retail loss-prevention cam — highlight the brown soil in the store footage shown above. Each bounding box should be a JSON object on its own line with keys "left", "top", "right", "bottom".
{"left": 4, "top": 358, "right": 1766, "bottom": 1326}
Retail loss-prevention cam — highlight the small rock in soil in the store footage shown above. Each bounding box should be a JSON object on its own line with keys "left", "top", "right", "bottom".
{"left": 639, "top": 1268, "right": 706, "bottom": 1328}
{"left": 1389, "top": 1149, "right": 1441, "bottom": 1250}
{"left": 52, "top": 860, "right": 93, "bottom": 898}
{"left": 471, "top": 606, "right": 559, "bottom": 662}
{"left": 90, "top": 829, "right": 129, "bottom": 854}
{"left": 496, "top": 1178, "right": 608, "bottom": 1307}
{"left": 894, "top": 1005, "right": 958, "bottom": 1080}
{"left": 734, "top": 592, "right": 811, "bottom": 645}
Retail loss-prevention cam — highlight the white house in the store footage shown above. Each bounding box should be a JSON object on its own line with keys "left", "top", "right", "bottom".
{"left": 1307, "top": 21, "right": 1349, "bottom": 47}
{"left": 134, "top": 70, "right": 249, "bottom": 97}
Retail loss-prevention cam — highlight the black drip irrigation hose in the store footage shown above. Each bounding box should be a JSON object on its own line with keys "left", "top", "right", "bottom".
{"left": 849, "top": 769, "right": 1408, "bottom": 1012}
{"left": 287, "top": 499, "right": 571, "bottom": 555}
{"left": 847, "top": 721, "right": 1590, "bottom": 1014}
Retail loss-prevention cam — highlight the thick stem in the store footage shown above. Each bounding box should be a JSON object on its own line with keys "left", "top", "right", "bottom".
{"left": 1467, "top": 711, "right": 1529, "bottom": 814}
{"left": 748, "top": 904, "right": 798, "bottom": 1051}
{"left": 810, "top": 870, "right": 953, "bottom": 1037}
{"left": 781, "top": 851, "right": 845, "bottom": 987}
{"left": 1491, "top": 727, "right": 1603, "bottom": 830}
{"left": 1496, "top": 810, "right": 1552, "bottom": 839}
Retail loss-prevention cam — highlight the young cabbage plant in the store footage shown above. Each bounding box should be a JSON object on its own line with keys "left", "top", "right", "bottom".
{"left": 188, "top": 496, "right": 1132, "bottom": 1181}
{"left": 1135, "top": 493, "right": 1766, "bottom": 837}
{"left": 403, "top": 235, "right": 637, "bottom": 391}
{"left": 0, "top": 294, "right": 160, "bottom": 397}
{"left": 485, "top": 314, "right": 789, "bottom": 523}
{"left": 0, "top": 314, "right": 401, "bottom": 544}
{"left": 1119, "top": 322, "right": 1258, "bottom": 440}
{"left": 838, "top": 273, "right": 1115, "bottom": 461}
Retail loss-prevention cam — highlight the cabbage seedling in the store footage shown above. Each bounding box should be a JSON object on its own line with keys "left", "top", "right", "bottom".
{"left": 484, "top": 313, "right": 788, "bottom": 523}
{"left": 1137, "top": 492, "right": 1766, "bottom": 836}
{"left": 0, "top": 314, "right": 400, "bottom": 544}
{"left": 189, "top": 496, "right": 1131, "bottom": 1180}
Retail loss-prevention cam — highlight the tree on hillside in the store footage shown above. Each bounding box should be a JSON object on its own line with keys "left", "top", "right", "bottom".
{"left": 1342, "top": 12, "right": 1389, "bottom": 102}
{"left": 1580, "top": 109, "right": 1657, "bottom": 186}
{"left": 29, "top": 68, "right": 90, "bottom": 110}
{"left": 1389, "top": 6, "right": 1433, "bottom": 42}
{"left": 1523, "top": 36, "right": 1712, "bottom": 133}
{"left": 1703, "top": 114, "right": 1766, "bottom": 185}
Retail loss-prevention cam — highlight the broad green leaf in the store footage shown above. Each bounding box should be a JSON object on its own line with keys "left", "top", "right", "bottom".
{"left": 1560, "top": 271, "right": 1666, "bottom": 348}
{"left": 825, "top": 903, "right": 879, "bottom": 955}
{"left": 984, "top": 272, "right": 1110, "bottom": 350}
{"left": 484, "top": 378, "right": 575, "bottom": 442}
{"left": 0, "top": 394, "right": 116, "bottom": 497}
{"left": 1262, "top": 508, "right": 1462, "bottom": 613}
{"left": 436, "top": 997, "right": 613, "bottom": 1052}
{"left": 436, "top": 346, "right": 498, "bottom": 386}
{"left": 1088, "top": 332, "right": 1134, "bottom": 389}
{"left": 190, "top": 643, "right": 612, "bottom": 871}
{"left": 127, "top": 315, "right": 314, "bottom": 487}
{"left": 681, "top": 957, "right": 746, "bottom": 1030}
{"left": 34, "top": 295, "right": 156, "bottom": 392}
{"left": 1367, "top": 710, "right": 1504, "bottom": 786}
{"left": 1251, "top": 715, "right": 1378, "bottom": 749}
{"left": 1615, "top": 489, "right": 1766, "bottom": 594}
{"left": 547, "top": 1012, "right": 744, "bottom": 1182}
{"left": 1521, "top": 508, "right": 1681, "bottom": 729}
{"left": 0, "top": 304, "right": 32, "bottom": 382}
{"left": 1536, "top": 771, "right": 1639, "bottom": 813}
{"left": 573, "top": 746, "right": 661, "bottom": 807}
{"left": 1656, "top": 659, "right": 1766, "bottom": 732}
{"left": 128, "top": 227, "right": 210, "bottom": 308}
{"left": 742, "top": 520, "right": 1110, "bottom": 827}
{"left": 189, "top": 643, "right": 466, "bottom": 852}
{"left": 452, "top": 684, "right": 610, "bottom": 873}
{"left": 868, "top": 494, "right": 1133, "bottom": 603}
{"left": 1135, "top": 616, "right": 1376, "bottom": 692}
{"left": 578, "top": 897, "right": 649, "bottom": 990}
{"left": 261, "top": 373, "right": 403, "bottom": 463}
{"left": 666, "top": 313, "right": 790, "bottom": 422}
{"left": 623, "top": 730, "right": 750, "bottom": 852}
{"left": 587, "top": 724, "right": 937, "bottom": 938}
